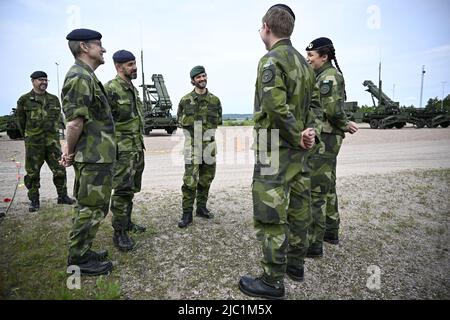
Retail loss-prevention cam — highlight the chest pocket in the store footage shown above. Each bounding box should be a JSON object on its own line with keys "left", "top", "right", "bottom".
{"left": 184, "top": 104, "right": 195, "bottom": 116}
{"left": 92, "top": 90, "right": 112, "bottom": 121}
{"left": 115, "top": 99, "right": 133, "bottom": 120}
{"left": 24, "top": 104, "right": 42, "bottom": 129}
{"left": 46, "top": 102, "right": 60, "bottom": 120}
{"left": 207, "top": 105, "right": 219, "bottom": 125}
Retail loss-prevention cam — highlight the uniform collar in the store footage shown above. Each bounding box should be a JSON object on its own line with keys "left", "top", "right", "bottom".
{"left": 29, "top": 89, "right": 47, "bottom": 99}
{"left": 192, "top": 88, "right": 209, "bottom": 99}
{"left": 115, "top": 75, "right": 134, "bottom": 90}
{"left": 75, "top": 58, "right": 95, "bottom": 74}
{"left": 270, "top": 38, "right": 292, "bottom": 51}
{"left": 315, "top": 61, "right": 333, "bottom": 76}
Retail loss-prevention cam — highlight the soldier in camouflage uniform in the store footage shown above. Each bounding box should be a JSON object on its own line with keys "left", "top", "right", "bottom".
{"left": 305, "top": 38, "right": 358, "bottom": 256}
{"left": 105, "top": 50, "right": 146, "bottom": 252}
{"left": 16, "top": 71, "right": 74, "bottom": 212}
{"left": 239, "top": 4, "right": 321, "bottom": 299}
{"left": 177, "top": 65, "right": 222, "bottom": 228}
{"left": 60, "top": 28, "right": 116, "bottom": 276}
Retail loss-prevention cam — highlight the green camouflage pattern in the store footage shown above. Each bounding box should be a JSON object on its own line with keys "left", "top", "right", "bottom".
{"left": 110, "top": 151, "right": 144, "bottom": 230}
{"left": 68, "top": 163, "right": 113, "bottom": 259}
{"left": 324, "top": 133, "right": 343, "bottom": 235}
{"left": 23, "top": 143, "right": 68, "bottom": 200}
{"left": 62, "top": 59, "right": 116, "bottom": 163}
{"left": 253, "top": 148, "right": 312, "bottom": 281}
{"left": 316, "top": 61, "right": 349, "bottom": 136}
{"left": 16, "top": 90, "right": 64, "bottom": 140}
{"left": 177, "top": 90, "right": 222, "bottom": 213}
{"left": 252, "top": 39, "right": 318, "bottom": 281}
{"left": 16, "top": 90, "right": 68, "bottom": 200}
{"left": 253, "top": 39, "right": 321, "bottom": 151}
{"left": 308, "top": 62, "right": 348, "bottom": 245}
{"left": 104, "top": 75, "right": 145, "bottom": 152}
{"left": 177, "top": 90, "right": 222, "bottom": 130}
{"left": 105, "top": 76, "right": 145, "bottom": 230}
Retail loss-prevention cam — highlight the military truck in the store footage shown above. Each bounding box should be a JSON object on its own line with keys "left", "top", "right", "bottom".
{"left": 361, "top": 80, "right": 450, "bottom": 129}
{"left": 140, "top": 51, "right": 178, "bottom": 135}
{"left": 405, "top": 106, "right": 450, "bottom": 128}
{"left": 0, "top": 108, "right": 23, "bottom": 139}
{"left": 361, "top": 80, "right": 409, "bottom": 129}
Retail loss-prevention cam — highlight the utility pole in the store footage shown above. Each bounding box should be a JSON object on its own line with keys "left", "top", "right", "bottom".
{"left": 392, "top": 83, "right": 396, "bottom": 100}
{"left": 442, "top": 81, "right": 447, "bottom": 109}
{"left": 55, "top": 62, "right": 60, "bottom": 99}
{"left": 419, "top": 65, "right": 425, "bottom": 107}
{"left": 378, "top": 61, "right": 382, "bottom": 107}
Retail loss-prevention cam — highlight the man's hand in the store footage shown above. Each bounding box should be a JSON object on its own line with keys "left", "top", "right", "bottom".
{"left": 347, "top": 121, "right": 359, "bottom": 134}
{"left": 59, "top": 143, "right": 75, "bottom": 167}
{"left": 300, "top": 128, "right": 315, "bottom": 150}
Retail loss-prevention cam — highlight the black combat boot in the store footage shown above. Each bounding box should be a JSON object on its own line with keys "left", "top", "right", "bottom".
{"left": 87, "top": 249, "right": 108, "bottom": 261}
{"left": 196, "top": 207, "right": 213, "bottom": 219}
{"left": 178, "top": 212, "right": 193, "bottom": 228}
{"left": 306, "top": 243, "right": 323, "bottom": 258}
{"left": 58, "top": 195, "right": 75, "bottom": 205}
{"left": 67, "top": 253, "right": 113, "bottom": 276}
{"left": 324, "top": 231, "right": 339, "bottom": 245}
{"left": 286, "top": 265, "right": 305, "bottom": 282}
{"left": 29, "top": 199, "right": 40, "bottom": 212}
{"left": 238, "top": 275, "right": 285, "bottom": 300}
{"left": 127, "top": 221, "right": 146, "bottom": 233}
{"left": 113, "top": 230, "right": 135, "bottom": 251}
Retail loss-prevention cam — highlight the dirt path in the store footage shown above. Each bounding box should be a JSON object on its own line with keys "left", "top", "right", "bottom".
{"left": 2, "top": 124, "right": 449, "bottom": 203}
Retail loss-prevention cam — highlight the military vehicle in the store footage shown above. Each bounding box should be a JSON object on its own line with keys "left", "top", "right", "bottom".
{"left": 140, "top": 51, "right": 178, "bottom": 135}
{"left": 405, "top": 106, "right": 450, "bottom": 128}
{"left": 0, "top": 108, "right": 23, "bottom": 139}
{"left": 361, "top": 79, "right": 450, "bottom": 129}
{"left": 361, "top": 80, "right": 409, "bottom": 129}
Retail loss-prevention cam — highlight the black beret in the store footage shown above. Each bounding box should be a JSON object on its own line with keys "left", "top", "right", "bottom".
{"left": 190, "top": 65, "right": 206, "bottom": 79}
{"left": 269, "top": 4, "right": 295, "bottom": 21}
{"left": 30, "top": 71, "right": 47, "bottom": 79}
{"left": 66, "top": 28, "right": 102, "bottom": 41}
{"left": 113, "top": 50, "right": 136, "bottom": 63}
{"left": 306, "top": 37, "right": 334, "bottom": 51}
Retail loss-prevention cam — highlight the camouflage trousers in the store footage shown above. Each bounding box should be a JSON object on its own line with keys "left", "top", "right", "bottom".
{"left": 24, "top": 142, "right": 68, "bottom": 201}
{"left": 68, "top": 163, "right": 113, "bottom": 260}
{"left": 252, "top": 147, "right": 311, "bottom": 282}
{"left": 308, "top": 133, "right": 343, "bottom": 246}
{"left": 181, "top": 136, "right": 217, "bottom": 213}
{"left": 110, "top": 151, "right": 144, "bottom": 231}
{"left": 182, "top": 161, "right": 216, "bottom": 213}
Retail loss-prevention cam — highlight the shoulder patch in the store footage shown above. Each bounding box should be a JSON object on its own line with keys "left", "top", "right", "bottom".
{"left": 262, "top": 68, "right": 274, "bottom": 84}
{"left": 320, "top": 80, "right": 333, "bottom": 96}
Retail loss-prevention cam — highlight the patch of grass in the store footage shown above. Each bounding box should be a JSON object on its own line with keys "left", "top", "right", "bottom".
{"left": 0, "top": 204, "right": 122, "bottom": 300}
{"left": 94, "top": 276, "right": 121, "bottom": 300}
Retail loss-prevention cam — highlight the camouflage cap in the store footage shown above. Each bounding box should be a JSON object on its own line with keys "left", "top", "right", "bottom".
{"left": 268, "top": 4, "right": 295, "bottom": 21}
{"left": 190, "top": 65, "right": 206, "bottom": 79}
{"left": 66, "top": 28, "right": 102, "bottom": 41}
{"left": 113, "top": 50, "right": 135, "bottom": 63}
{"left": 306, "top": 37, "right": 333, "bottom": 51}
{"left": 30, "top": 71, "right": 47, "bottom": 79}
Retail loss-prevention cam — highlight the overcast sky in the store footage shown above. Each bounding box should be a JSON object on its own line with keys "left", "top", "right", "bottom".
{"left": 0, "top": 0, "right": 449, "bottom": 116}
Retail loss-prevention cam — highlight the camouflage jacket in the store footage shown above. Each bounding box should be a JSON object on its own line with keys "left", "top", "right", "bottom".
{"left": 254, "top": 39, "right": 321, "bottom": 150}
{"left": 315, "top": 61, "right": 348, "bottom": 137}
{"left": 62, "top": 59, "right": 116, "bottom": 164}
{"left": 105, "top": 75, "right": 144, "bottom": 152}
{"left": 177, "top": 89, "right": 222, "bottom": 132}
{"left": 16, "top": 90, "right": 63, "bottom": 145}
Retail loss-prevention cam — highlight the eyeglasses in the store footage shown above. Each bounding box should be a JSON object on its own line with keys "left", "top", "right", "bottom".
{"left": 86, "top": 40, "right": 103, "bottom": 47}
{"left": 36, "top": 78, "right": 49, "bottom": 82}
